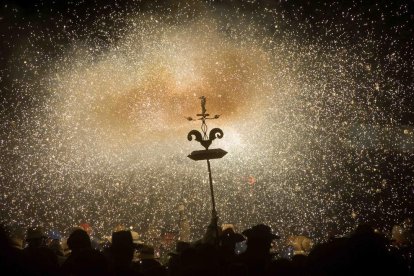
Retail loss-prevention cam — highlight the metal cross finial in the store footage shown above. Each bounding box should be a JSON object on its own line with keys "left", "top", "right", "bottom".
{"left": 200, "top": 96, "right": 207, "bottom": 117}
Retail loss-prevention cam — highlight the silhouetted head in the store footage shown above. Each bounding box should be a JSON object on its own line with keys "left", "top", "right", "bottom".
{"left": 67, "top": 229, "right": 91, "bottom": 253}
{"left": 243, "top": 224, "right": 280, "bottom": 257}
{"left": 111, "top": 231, "right": 133, "bottom": 250}
{"left": 243, "top": 224, "right": 280, "bottom": 244}
{"left": 110, "top": 230, "right": 134, "bottom": 263}
{"left": 26, "top": 227, "right": 47, "bottom": 248}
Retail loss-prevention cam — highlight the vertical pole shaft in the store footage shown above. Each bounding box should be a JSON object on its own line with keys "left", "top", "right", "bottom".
{"left": 206, "top": 159, "right": 216, "bottom": 212}
{"left": 207, "top": 159, "right": 219, "bottom": 244}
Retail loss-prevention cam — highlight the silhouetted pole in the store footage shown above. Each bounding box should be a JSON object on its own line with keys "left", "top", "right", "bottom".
{"left": 206, "top": 159, "right": 216, "bottom": 212}
{"left": 186, "top": 96, "right": 227, "bottom": 241}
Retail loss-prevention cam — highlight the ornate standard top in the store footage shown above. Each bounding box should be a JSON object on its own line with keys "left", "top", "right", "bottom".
{"left": 187, "top": 96, "right": 224, "bottom": 150}
{"left": 186, "top": 96, "right": 226, "bottom": 243}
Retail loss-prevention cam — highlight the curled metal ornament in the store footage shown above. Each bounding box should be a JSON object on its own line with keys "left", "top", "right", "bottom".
{"left": 188, "top": 128, "right": 224, "bottom": 150}
{"left": 209, "top": 128, "right": 224, "bottom": 141}
{"left": 187, "top": 130, "right": 203, "bottom": 143}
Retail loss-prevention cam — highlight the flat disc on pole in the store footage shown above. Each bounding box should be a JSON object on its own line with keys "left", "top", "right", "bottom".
{"left": 187, "top": 148, "right": 227, "bottom": 161}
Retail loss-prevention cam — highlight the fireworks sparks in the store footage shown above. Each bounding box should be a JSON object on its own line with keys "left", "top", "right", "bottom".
{"left": 1, "top": 1, "right": 413, "bottom": 242}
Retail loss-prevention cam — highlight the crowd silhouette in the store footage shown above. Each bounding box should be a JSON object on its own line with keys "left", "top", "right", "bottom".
{"left": 1, "top": 214, "right": 413, "bottom": 275}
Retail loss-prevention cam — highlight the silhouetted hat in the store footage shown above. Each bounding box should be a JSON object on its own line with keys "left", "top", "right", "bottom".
{"left": 111, "top": 230, "right": 133, "bottom": 250}
{"left": 26, "top": 227, "right": 47, "bottom": 240}
{"left": 242, "top": 224, "right": 280, "bottom": 240}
